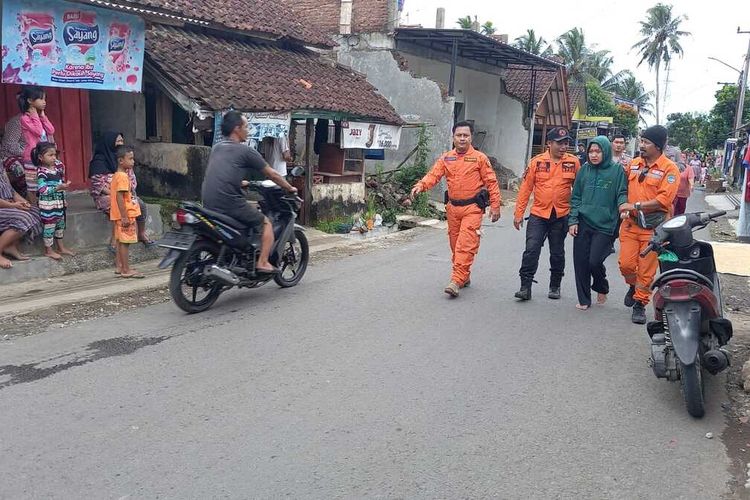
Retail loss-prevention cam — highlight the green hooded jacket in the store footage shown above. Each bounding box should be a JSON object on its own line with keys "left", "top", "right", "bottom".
{"left": 568, "top": 136, "right": 628, "bottom": 236}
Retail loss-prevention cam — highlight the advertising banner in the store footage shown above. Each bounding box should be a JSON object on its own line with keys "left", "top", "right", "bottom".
{"left": 2, "top": 0, "right": 145, "bottom": 91}
{"left": 341, "top": 121, "right": 402, "bottom": 150}
{"left": 213, "top": 111, "right": 291, "bottom": 145}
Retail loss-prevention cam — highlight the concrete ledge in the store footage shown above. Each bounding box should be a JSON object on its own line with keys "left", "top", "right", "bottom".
{"left": 397, "top": 215, "right": 447, "bottom": 230}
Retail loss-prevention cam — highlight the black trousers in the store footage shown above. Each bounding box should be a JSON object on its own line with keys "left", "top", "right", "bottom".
{"left": 519, "top": 213, "right": 568, "bottom": 288}
{"left": 573, "top": 220, "right": 613, "bottom": 306}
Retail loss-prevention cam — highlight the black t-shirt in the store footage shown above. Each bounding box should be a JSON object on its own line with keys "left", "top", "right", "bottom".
{"left": 202, "top": 140, "right": 266, "bottom": 212}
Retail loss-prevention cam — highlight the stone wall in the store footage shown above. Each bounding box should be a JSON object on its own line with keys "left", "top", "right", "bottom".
{"left": 134, "top": 142, "right": 211, "bottom": 200}
{"left": 310, "top": 182, "right": 366, "bottom": 221}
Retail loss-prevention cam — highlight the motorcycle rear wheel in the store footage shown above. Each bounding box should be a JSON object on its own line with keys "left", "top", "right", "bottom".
{"left": 169, "top": 240, "right": 224, "bottom": 313}
{"left": 680, "top": 354, "right": 705, "bottom": 418}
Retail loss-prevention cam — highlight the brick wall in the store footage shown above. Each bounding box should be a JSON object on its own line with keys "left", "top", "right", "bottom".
{"left": 285, "top": 0, "right": 390, "bottom": 35}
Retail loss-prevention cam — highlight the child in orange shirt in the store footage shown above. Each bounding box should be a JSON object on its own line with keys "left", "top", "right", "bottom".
{"left": 109, "top": 145, "right": 143, "bottom": 278}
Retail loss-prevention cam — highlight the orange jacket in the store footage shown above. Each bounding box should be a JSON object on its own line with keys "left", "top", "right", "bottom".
{"left": 416, "top": 146, "right": 502, "bottom": 211}
{"left": 623, "top": 153, "right": 680, "bottom": 234}
{"left": 514, "top": 151, "right": 580, "bottom": 219}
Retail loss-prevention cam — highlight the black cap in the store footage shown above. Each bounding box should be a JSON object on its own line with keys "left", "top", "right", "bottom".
{"left": 547, "top": 127, "right": 572, "bottom": 142}
{"left": 641, "top": 125, "right": 668, "bottom": 151}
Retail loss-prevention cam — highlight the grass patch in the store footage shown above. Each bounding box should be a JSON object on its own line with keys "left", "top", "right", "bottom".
{"left": 314, "top": 216, "right": 353, "bottom": 234}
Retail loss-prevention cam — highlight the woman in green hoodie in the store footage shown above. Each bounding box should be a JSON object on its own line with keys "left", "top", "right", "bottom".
{"left": 568, "top": 136, "right": 628, "bottom": 310}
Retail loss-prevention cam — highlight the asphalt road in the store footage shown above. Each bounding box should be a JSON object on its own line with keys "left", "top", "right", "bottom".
{"left": 0, "top": 216, "right": 733, "bottom": 498}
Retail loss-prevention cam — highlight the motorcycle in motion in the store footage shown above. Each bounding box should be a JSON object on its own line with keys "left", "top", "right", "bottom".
{"left": 157, "top": 176, "right": 309, "bottom": 313}
{"left": 642, "top": 210, "right": 733, "bottom": 418}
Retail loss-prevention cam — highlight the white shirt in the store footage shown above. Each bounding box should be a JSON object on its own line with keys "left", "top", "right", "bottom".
{"left": 269, "top": 136, "right": 290, "bottom": 176}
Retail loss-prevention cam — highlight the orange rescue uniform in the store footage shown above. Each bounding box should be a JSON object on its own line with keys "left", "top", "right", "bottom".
{"left": 514, "top": 151, "right": 581, "bottom": 220}
{"left": 619, "top": 154, "right": 680, "bottom": 305}
{"left": 416, "top": 146, "right": 501, "bottom": 286}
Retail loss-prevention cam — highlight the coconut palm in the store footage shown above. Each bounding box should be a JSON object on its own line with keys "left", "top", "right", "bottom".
{"left": 632, "top": 3, "right": 690, "bottom": 124}
{"left": 513, "top": 29, "right": 552, "bottom": 56}
{"left": 481, "top": 21, "right": 496, "bottom": 36}
{"left": 456, "top": 15, "right": 474, "bottom": 30}
{"left": 556, "top": 28, "right": 591, "bottom": 84}
{"left": 614, "top": 73, "right": 655, "bottom": 124}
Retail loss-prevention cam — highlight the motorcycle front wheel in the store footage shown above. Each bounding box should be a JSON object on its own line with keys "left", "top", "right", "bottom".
{"left": 169, "top": 240, "right": 224, "bottom": 313}
{"left": 680, "top": 354, "right": 705, "bottom": 418}
{"left": 274, "top": 229, "right": 309, "bottom": 288}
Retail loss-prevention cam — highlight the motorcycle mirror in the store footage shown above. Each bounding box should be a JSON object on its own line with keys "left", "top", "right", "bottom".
{"left": 290, "top": 166, "right": 306, "bottom": 177}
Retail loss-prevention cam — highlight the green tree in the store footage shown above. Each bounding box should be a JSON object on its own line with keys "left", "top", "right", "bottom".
{"left": 632, "top": 3, "right": 690, "bottom": 125}
{"left": 703, "top": 85, "right": 750, "bottom": 149}
{"left": 613, "top": 72, "right": 654, "bottom": 123}
{"left": 556, "top": 28, "right": 590, "bottom": 84}
{"left": 585, "top": 80, "right": 616, "bottom": 117}
{"left": 666, "top": 112, "right": 708, "bottom": 150}
{"left": 456, "top": 15, "right": 474, "bottom": 29}
{"left": 614, "top": 104, "right": 639, "bottom": 138}
{"left": 513, "top": 29, "right": 552, "bottom": 56}
{"left": 481, "top": 21, "right": 496, "bottom": 36}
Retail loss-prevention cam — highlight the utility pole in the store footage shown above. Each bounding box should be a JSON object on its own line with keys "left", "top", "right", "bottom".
{"left": 736, "top": 28, "right": 750, "bottom": 242}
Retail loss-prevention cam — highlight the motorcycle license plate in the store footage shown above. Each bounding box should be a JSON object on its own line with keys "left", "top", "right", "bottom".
{"left": 156, "top": 231, "right": 196, "bottom": 251}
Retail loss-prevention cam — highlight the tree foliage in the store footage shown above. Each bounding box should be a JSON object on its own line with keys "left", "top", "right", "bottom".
{"left": 513, "top": 29, "right": 552, "bottom": 56}
{"left": 613, "top": 105, "right": 639, "bottom": 138}
{"left": 632, "top": 3, "right": 690, "bottom": 124}
{"left": 585, "top": 81, "right": 616, "bottom": 117}
{"left": 666, "top": 112, "right": 708, "bottom": 150}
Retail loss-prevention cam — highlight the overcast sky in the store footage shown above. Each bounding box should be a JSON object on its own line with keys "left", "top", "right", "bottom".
{"left": 400, "top": 0, "right": 749, "bottom": 124}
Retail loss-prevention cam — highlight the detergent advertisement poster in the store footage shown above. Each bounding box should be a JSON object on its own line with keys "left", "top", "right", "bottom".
{"left": 2, "top": 0, "right": 145, "bottom": 91}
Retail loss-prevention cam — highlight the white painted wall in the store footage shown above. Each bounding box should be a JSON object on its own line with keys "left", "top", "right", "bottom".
{"left": 399, "top": 53, "right": 529, "bottom": 175}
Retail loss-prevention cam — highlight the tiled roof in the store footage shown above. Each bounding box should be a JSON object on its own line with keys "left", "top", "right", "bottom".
{"left": 503, "top": 67, "right": 558, "bottom": 106}
{"left": 146, "top": 25, "right": 403, "bottom": 124}
{"left": 568, "top": 83, "right": 586, "bottom": 116}
{"left": 113, "top": 0, "right": 332, "bottom": 47}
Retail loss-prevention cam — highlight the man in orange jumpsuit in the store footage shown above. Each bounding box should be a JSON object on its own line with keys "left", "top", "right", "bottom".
{"left": 618, "top": 125, "right": 680, "bottom": 324}
{"left": 513, "top": 127, "right": 580, "bottom": 300}
{"left": 411, "top": 121, "right": 501, "bottom": 297}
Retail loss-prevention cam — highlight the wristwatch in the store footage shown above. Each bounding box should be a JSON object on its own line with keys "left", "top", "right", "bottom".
{"left": 635, "top": 202, "right": 642, "bottom": 211}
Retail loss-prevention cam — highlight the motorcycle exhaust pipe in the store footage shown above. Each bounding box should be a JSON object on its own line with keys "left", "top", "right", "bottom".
{"left": 205, "top": 265, "right": 240, "bottom": 286}
{"left": 703, "top": 349, "right": 729, "bottom": 375}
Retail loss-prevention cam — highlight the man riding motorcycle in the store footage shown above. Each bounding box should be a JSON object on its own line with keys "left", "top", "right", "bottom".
{"left": 201, "top": 110, "right": 298, "bottom": 274}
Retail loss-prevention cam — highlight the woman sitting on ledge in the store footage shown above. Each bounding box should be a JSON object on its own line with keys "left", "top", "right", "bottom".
{"left": 0, "top": 167, "right": 41, "bottom": 269}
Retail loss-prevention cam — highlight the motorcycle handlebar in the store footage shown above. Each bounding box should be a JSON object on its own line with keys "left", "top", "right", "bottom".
{"left": 639, "top": 242, "right": 655, "bottom": 258}
{"left": 708, "top": 210, "right": 726, "bottom": 219}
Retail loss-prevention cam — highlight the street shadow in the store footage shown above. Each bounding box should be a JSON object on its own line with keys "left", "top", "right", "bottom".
{"left": 0, "top": 335, "right": 171, "bottom": 390}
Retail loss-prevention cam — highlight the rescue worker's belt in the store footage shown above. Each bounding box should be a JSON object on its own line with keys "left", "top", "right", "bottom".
{"left": 444, "top": 188, "right": 489, "bottom": 209}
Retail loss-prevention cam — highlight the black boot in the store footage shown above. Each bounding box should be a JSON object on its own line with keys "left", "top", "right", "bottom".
{"left": 631, "top": 301, "right": 647, "bottom": 324}
{"left": 548, "top": 286, "right": 561, "bottom": 300}
{"left": 514, "top": 284, "right": 531, "bottom": 301}
{"left": 624, "top": 285, "right": 636, "bottom": 307}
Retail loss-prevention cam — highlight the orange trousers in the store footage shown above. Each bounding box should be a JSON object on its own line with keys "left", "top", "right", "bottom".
{"left": 618, "top": 219, "right": 658, "bottom": 305}
{"left": 447, "top": 203, "right": 484, "bottom": 286}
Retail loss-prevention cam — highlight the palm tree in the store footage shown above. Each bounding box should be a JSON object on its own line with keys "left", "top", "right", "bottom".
{"left": 456, "top": 15, "right": 473, "bottom": 30}
{"left": 481, "top": 21, "right": 496, "bottom": 36}
{"left": 513, "top": 29, "right": 551, "bottom": 56}
{"left": 614, "top": 73, "right": 655, "bottom": 124}
{"left": 556, "top": 28, "right": 590, "bottom": 84}
{"left": 632, "top": 3, "right": 690, "bottom": 124}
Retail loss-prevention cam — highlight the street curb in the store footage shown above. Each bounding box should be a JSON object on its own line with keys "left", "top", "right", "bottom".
{"left": 0, "top": 229, "right": 421, "bottom": 319}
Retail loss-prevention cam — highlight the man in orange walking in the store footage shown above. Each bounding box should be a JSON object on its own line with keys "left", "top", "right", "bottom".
{"left": 618, "top": 125, "right": 680, "bottom": 324}
{"left": 513, "top": 127, "right": 580, "bottom": 301}
{"left": 411, "top": 121, "right": 502, "bottom": 297}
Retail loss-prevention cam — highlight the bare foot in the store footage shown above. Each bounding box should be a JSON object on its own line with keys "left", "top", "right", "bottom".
{"left": 45, "top": 248, "right": 62, "bottom": 260}
{"left": 575, "top": 304, "right": 590, "bottom": 310}
{"left": 0, "top": 255, "right": 12, "bottom": 269}
{"left": 57, "top": 247, "right": 76, "bottom": 257}
{"left": 3, "top": 247, "right": 30, "bottom": 261}
{"left": 596, "top": 293, "right": 607, "bottom": 305}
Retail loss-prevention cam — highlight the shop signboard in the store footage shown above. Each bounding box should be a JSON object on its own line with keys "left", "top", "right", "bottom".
{"left": 213, "top": 111, "right": 291, "bottom": 145}
{"left": 577, "top": 127, "right": 597, "bottom": 140}
{"left": 341, "top": 121, "right": 402, "bottom": 150}
{"left": 2, "top": 0, "right": 145, "bottom": 91}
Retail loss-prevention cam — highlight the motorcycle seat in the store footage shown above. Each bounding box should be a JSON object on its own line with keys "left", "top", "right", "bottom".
{"left": 652, "top": 268, "right": 714, "bottom": 291}
{"left": 183, "top": 202, "right": 249, "bottom": 230}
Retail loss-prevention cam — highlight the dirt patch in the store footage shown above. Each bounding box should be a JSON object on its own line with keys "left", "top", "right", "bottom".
{"left": 720, "top": 273, "right": 750, "bottom": 498}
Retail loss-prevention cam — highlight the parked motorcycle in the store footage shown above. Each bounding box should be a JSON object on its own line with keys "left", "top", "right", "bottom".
{"left": 157, "top": 177, "right": 309, "bottom": 313}
{"left": 642, "top": 210, "right": 733, "bottom": 418}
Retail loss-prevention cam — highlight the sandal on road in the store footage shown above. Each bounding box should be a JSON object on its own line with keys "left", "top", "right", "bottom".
{"left": 120, "top": 272, "right": 145, "bottom": 279}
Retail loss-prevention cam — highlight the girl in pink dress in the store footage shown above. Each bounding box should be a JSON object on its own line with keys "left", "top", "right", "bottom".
{"left": 19, "top": 86, "right": 55, "bottom": 203}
